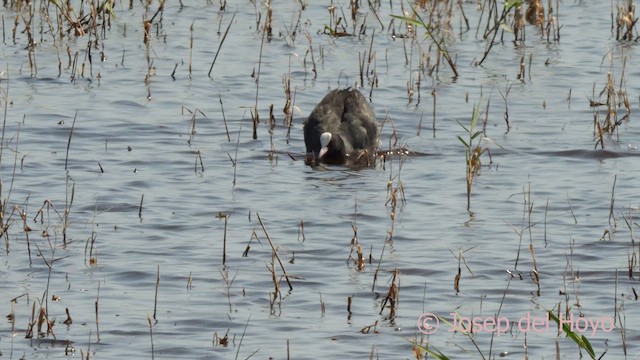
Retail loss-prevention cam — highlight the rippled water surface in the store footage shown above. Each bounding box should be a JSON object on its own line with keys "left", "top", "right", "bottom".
{"left": 1, "top": 1, "right": 640, "bottom": 359}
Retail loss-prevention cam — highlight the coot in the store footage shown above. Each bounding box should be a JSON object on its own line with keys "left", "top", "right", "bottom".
{"left": 303, "top": 89, "right": 379, "bottom": 165}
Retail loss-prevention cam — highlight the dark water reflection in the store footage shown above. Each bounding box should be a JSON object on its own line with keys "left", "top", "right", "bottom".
{"left": 1, "top": 1, "right": 639, "bottom": 359}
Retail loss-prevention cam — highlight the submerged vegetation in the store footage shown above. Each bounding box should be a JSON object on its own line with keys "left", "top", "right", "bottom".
{"left": 1, "top": 0, "right": 639, "bottom": 358}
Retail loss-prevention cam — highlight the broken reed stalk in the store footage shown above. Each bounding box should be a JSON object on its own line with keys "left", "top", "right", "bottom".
{"left": 84, "top": 330, "right": 92, "bottom": 359}
{"left": 64, "top": 111, "right": 78, "bottom": 171}
{"left": 432, "top": 89, "right": 436, "bottom": 136}
{"left": 234, "top": 315, "right": 252, "bottom": 360}
{"left": 85, "top": 229, "right": 98, "bottom": 266}
{"left": 617, "top": 273, "right": 628, "bottom": 353}
{"left": 252, "top": 15, "right": 268, "bottom": 140}
{"left": 0, "top": 64, "right": 9, "bottom": 167}
{"left": 147, "top": 314, "right": 155, "bottom": 360}
{"left": 592, "top": 56, "right": 630, "bottom": 148}
{"left": 138, "top": 194, "right": 144, "bottom": 219}
{"left": 219, "top": 268, "right": 237, "bottom": 313}
{"left": 371, "top": 239, "right": 388, "bottom": 292}
{"left": 219, "top": 94, "right": 230, "bottom": 142}
{"left": 282, "top": 58, "right": 293, "bottom": 142}
{"left": 2, "top": 121, "right": 21, "bottom": 242}
{"left": 194, "top": 150, "right": 204, "bottom": 173}
{"left": 95, "top": 282, "right": 100, "bottom": 342}
{"left": 188, "top": 21, "right": 194, "bottom": 79}
{"left": 153, "top": 265, "right": 159, "bottom": 322}
{"left": 347, "top": 197, "right": 366, "bottom": 270}
{"left": 499, "top": 82, "right": 513, "bottom": 133}
{"left": 63, "top": 179, "right": 75, "bottom": 244}
{"left": 64, "top": 307, "right": 73, "bottom": 326}
{"left": 268, "top": 252, "right": 282, "bottom": 310}
{"left": 544, "top": 197, "right": 549, "bottom": 246}
{"left": 302, "top": 32, "right": 318, "bottom": 79}
{"left": 486, "top": 277, "right": 513, "bottom": 357}
{"left": 450, "top": 246, "right": 476, "bottom": 294}
{"left": 267, "top": 104, "right": 278, "bottom": 163}
{"left": 525, "top": 184, "right": 541, "bottom": 296}
{"left": 231, "top": 119, "right": 243, "bottom": 186}
{"left": 348, "top": 224, "right": 366, "bottom": 271}
{"left": 256, "top": 212, "right": 293, "bottom": 291}
{"left": 209, "top": 10, "right": 236, "bottom": 77}
{"left": 298, "top": 219, "right": 305, "bottom": 242}
{"left": 566, "top": 193, "right": 577, "bottom": 224}
{"left": 217, "top": 212, "right": 229, "bottom": 265}
{"left": 608, "top": 174, "right": 617, "bottom": 227}
{"left": 510, "top": 186, "right": 530, "bottom": 270}
{"left": 477, "top": 0, "right": 522, "bottom": 66}
{"left": 29, "top": 234, "right": 60, "bottom": 339}
{"left": 187, "top": 272, "right": 193, "bottom": 291}
{"left": 379, "top": 268, "right": 399, "bottom": 317}
{"left": 319, "top": 291, "right": 325, "bottom": 316}
{"left": 185, "top": 107, "right": 206, "bottom": 144}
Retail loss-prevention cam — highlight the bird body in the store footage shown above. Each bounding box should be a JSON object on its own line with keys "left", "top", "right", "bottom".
{"left": 303, "top": 89, "right": 378, "bottom": 165}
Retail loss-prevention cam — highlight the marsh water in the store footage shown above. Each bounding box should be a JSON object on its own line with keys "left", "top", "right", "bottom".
{"left": 1, "top": 1, "right": 639, "bottom": 359}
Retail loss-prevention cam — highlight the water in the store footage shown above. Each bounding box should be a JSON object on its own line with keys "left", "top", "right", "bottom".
{"left": 1, "top": 1, "right": 639, "bottom": 359}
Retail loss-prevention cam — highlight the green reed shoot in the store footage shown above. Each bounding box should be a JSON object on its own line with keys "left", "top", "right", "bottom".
{"left": 477, "top": 0, "right": 523, "bottom": 65}
{"left": 457, "top": 99, "right": 485, "bottom": 212}
{"left": 409, "top": 311, "right": 487, "bottom": 360}
{"left": 407, "top": 338, "right": 450, "bottom": 360}
{"left": 390, "top": 3, "right": 459, "bottom": 77}
{"left": 547, "top": 310, "right": 597, "bottom": 359}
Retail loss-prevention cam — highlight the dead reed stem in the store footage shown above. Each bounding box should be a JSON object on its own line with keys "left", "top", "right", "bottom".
{"left": 138, "top": 194, "right": 144, "bottom": 219}
{"left": 0, "top": 64, "right": 8, "bottom": 167}
{"left": 379, "top": 268, "right": 399, "bottom": 317}
{"left": 231, "top": 119, "right": 243, "bottom": 187}
{"left": 216, "top": 212, "right": 229, "bottom": 265}
{"left": 186, "top": 107, "right": 206, "bottom": 145}
{"left": 208, "top": 10, "right": 236, "bottom": 77}
{"left": 147, "top": 314, "right": 155, "bottom": 360}
{"left": 219, "top": 267, "right": 237, "bottom": 313}
{"left": 432, "top": 89, "right": 436, "bottom": 136}
{"left": 544, "top": 197, "right": 549, "bottom": 246}
{"left": 234, "top": 315, "right": 252, "bottom": 360}
{"left": 153, "top": 265, "right": 159, "bottom": 322}
{"left": 609, "top": 174, "right": 617, "bottom": 228}
{"left": 219, "top": 94, "right": 230, "bottom": 142}
{"left": 487, "top": 277, "right": 513, "bottom": 357}
{"left": 257, "top": 213, "right": 293, "bottom": 291}
{"left": 477, "top": 1, "right": 520, "bottom": 66}
{"left": 2, "top": 120, "right": 21, "bottom": 242}
{"left": 566, "top": 193, "right": 577, "bottom": 224}
{"left": 188, "top": 21, "right": 194, "bottom": 79}
{"left": 267, "top": 253, "right": 282, "bottom": 311}
{"left": 63, "top": 179, "right": 75, "bottom": 244}
{"left": 95, "top": 283, "right": 100, "bottom": 342}
{"left": 64, "top": 111, "right": 77, "bottom": 171}
{"left": 371, "top": 240, "right": 387, "bottom": 292}
{"left": 195, "top": 150, "right": 204, "bottom": 173}
{"left": 303, "top": 32, "right": 317, "bottom": 79}
{"left": 252, "top": 14, "right": 268, "bottom": 140}
{"left": 298, "top": 219, "right": 305, "bottom": 243}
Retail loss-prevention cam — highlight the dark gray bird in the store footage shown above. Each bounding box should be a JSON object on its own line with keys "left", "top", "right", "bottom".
{"left": 303, "top": 89, "right": 379, "bottom": 165}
